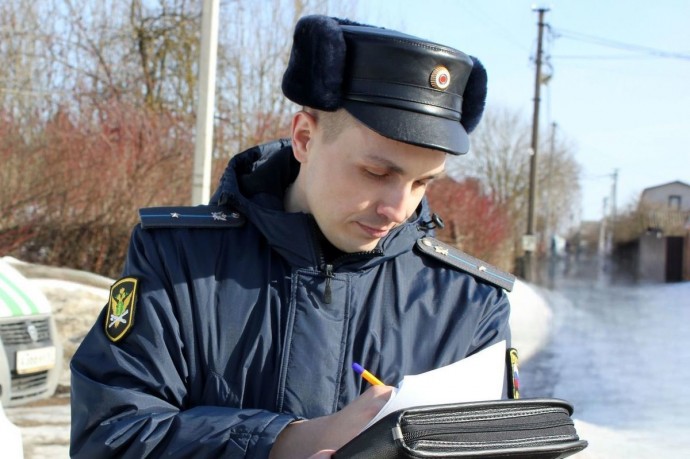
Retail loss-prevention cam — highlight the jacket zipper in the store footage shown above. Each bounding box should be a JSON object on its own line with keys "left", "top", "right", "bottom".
{"left": 321, "top": 249, "right": 383, "bottom": 304}
{"left": 323, "top": 264, "right": 334, "bottom": 304}
{"left": 308, "top": 217, "right": 384, "bottom": 304}
{"left": 307, "top": 218, "right": 333, "bottom": 304}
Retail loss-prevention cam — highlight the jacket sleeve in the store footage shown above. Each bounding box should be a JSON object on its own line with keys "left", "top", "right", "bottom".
{"left": 69, "top": 226, "right": 297, "bottom": 458}
{"left": 470, "top": 284, "right": 512, "bottom": 354}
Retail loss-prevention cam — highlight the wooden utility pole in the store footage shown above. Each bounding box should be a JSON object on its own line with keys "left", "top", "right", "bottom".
{"left": 524, "top": 6, "right": 549, "bottom": 281}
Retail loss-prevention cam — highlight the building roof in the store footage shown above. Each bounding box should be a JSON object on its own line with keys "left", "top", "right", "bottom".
{"left": 641, "top": 180, "right": 690, "bottom": 195}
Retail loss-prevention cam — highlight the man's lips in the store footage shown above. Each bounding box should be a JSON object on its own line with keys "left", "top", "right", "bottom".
{"left": 356, "top": 222, "right": 392, "bottom": 238}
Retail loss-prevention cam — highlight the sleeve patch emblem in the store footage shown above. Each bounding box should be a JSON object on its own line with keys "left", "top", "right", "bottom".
{"left": 105, "top": 277, "right": 138, "bottom": 342}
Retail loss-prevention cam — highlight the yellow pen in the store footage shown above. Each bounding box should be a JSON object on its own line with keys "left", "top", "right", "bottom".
{"left": 352, "top": 362, "right": 385, "bottom": 386}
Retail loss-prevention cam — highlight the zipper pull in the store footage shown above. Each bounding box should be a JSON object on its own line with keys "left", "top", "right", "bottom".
{"left": 324, "top": 264, "right": 334, "bottom": 304}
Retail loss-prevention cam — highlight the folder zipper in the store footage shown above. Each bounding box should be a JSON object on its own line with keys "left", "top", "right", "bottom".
{"left": 401, "top": 418, "right": 576, "bottom": 445}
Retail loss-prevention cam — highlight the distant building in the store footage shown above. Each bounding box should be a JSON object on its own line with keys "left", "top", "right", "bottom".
{"left": 616, "top": 181, "right": 690, "bottom": 282}
{"left": 640, "top": 180, "right": 690, "bottom": 211}
{"left": 638, "top": 180, "right": 690, "bottom": 236}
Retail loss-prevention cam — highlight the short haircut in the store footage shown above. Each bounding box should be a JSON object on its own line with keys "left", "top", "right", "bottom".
{"left": 304, "top": 107, "right": 357, "bottom": 144}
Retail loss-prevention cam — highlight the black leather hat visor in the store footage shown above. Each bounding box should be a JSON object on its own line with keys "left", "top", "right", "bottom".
{"left": 343, "top": 100, "right": 470, "bottom": 155}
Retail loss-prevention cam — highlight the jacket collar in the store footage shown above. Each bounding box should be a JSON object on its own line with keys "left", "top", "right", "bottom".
{"left": 210, "top": 140, "right": 433, "bottom": 270}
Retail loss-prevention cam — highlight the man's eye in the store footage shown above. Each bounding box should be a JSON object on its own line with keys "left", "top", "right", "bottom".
{"left": 365, "top": 169, "right": 387, "bottom": 179}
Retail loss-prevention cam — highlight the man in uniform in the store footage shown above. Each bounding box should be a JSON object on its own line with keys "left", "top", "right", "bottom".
{"left": 70, "top": 15, "right": 514, "bottom": 458}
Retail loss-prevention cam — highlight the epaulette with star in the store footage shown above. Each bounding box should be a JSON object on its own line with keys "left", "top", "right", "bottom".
{"left": 139, "top": 205, "right": 245, "bottom": 229}
{"left": 416, "top": 237, "right": 515, "bottom": 291}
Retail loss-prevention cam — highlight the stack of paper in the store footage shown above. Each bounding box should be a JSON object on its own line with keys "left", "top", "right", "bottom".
{"left": 364, "top": 340, "right": 506, "bottom": 429}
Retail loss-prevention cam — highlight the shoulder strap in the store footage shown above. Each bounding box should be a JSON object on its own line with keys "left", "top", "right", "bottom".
{"left": 139, "top": 205, "right": 245, "bottom": 229}
{"left": 416, "top": 237, "right": 515, "bottom": 291}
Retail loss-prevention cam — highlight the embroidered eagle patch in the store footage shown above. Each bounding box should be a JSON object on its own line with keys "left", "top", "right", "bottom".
{"left": 105, "top": 277, "right": 138, "bottom": 342}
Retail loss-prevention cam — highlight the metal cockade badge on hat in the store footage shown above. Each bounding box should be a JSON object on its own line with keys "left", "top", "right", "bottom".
{"left": 429, "top": 66, "right": 451, "bottom": 90}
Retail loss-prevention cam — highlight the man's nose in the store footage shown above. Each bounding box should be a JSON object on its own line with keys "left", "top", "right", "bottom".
{"left": 376, "top": 186, "right": 410, "bottom": 224}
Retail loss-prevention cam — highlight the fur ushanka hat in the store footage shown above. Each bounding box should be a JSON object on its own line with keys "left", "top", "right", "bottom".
{"left": 281, "top": 15, "right": 487, "bottom": 155}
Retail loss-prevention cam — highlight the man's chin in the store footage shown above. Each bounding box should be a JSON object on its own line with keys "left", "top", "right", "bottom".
{"left": 335, "top": 238, "right": 380, "bottom": 254}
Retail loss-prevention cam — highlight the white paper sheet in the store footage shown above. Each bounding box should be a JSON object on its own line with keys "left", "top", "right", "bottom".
{"left": 364, "top": 340, "right": 506, "bottom": 429}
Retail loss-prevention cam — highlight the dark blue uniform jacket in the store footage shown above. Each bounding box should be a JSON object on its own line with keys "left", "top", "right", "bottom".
{"left": 70, "top": 140, "right": 512, "bottom": 458}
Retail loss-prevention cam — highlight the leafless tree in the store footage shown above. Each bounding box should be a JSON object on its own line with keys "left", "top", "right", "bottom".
{"left": 538, "top": 125, "right": 581, "bottom": 242}
{"left": 448, "top": 105, "right": 581, "bottom": 259}
{"left": 0, "top": 1, "right": 66, "bottom": 125}
{"left": 214, "top": 0, "right": 355, "bottom": 156}
{"left": 129, "top": 0, "right": 201, "bottom": 112}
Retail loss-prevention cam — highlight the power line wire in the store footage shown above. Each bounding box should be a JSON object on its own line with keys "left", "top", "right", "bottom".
{"left": 552, "top": 54, "right": 678, "bottom": 60}
{"left": 463, "top": 1, "right": 532, "bottom": 53}
{"left": 551, "top": 27, "right": 690, "bottom": 61}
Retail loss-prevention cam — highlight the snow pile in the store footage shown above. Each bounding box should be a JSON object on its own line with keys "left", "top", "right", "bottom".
{"left": 37, "top": 279, "right": 110, "bottom": 387}
{"left": 507, "top": 278, "right": 553, "bottom": 363}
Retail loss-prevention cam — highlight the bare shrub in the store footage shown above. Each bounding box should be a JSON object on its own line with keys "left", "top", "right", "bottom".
{"left": 1, "top": 101, "right": 194, "bottom": 278}
{"left": 427, "top": 177, "right": 513, "bottom": 271}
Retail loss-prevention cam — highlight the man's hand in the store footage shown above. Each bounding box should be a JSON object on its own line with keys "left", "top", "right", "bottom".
{"left": 269, "top": 384, "right": 393, "bottom": 459}
{"left": 307, "top": 451, "right": 336, "bottom": 459}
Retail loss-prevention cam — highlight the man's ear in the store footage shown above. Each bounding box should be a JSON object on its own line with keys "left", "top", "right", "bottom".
{"left": 291, "top": 110, "right": 317, "bottom": 163}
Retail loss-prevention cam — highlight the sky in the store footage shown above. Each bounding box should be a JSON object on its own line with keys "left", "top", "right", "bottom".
{"left": 355, "top": 0, "right": 690, "bottom": 222}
